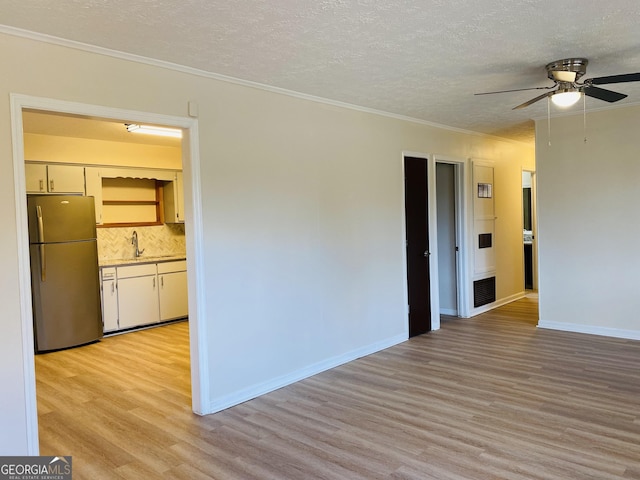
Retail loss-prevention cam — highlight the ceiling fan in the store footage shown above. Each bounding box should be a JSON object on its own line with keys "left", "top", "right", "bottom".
{"left": 476, "top": 58, "right": 640, "bottom": 110}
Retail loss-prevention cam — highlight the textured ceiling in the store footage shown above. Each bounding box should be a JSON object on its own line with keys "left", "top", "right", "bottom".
{"left": 4, "top": 0, "right": 640, "bottom": 143}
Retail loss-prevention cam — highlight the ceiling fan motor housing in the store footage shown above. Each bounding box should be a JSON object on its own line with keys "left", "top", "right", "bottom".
{"left": 546, "top": 58, "right": 588, "bottom": 83}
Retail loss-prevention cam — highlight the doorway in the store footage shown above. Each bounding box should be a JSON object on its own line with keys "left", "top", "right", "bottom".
{"left": 436, "top": 162, "right": 458, "bottom": 316}
{"left": 522, "top": 170, "right": 537, "bottom": 290}
{"left": 10, "top": 94, "right": 208, "bottom": 454}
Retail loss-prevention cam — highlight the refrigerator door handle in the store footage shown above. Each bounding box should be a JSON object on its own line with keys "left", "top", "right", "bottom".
{"left": 36, "top": 205, "right": 46, "bottom": 281}
{"left": 39, "top": 245, "right": 46, "bottom": 281}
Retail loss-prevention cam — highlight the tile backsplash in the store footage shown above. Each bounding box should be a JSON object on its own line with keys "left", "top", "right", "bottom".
{"left": 97, "top": 224, "right": 186, "bottom": 262}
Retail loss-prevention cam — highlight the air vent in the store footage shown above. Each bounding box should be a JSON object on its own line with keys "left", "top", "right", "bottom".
{"left": 474, "top": 277, "right": 496, "bottom": 307}
{"left": 478, "top": 233, "right": 492, "bottom": 249}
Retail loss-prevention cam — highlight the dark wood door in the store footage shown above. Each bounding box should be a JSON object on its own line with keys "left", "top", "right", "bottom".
{"left": 404, "top": 156, "right": 431, "bottom": 337}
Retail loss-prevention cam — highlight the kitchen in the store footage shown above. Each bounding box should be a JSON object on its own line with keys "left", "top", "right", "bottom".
{"left": 23, "top": 110, "right": 188, "bottom": 351}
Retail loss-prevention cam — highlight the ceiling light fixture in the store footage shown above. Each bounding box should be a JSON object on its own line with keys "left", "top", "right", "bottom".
{"left": 125, "top": 124, "right": 182, "bottom": 138}
{"left": 551, "top": 89, "right": 582, "bottom": 107}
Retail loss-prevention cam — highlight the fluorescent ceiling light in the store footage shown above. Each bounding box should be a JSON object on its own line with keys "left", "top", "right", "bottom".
{"left": 125, "top": 124, "right": 182, "bottom": 138}
{"left": 551, "top": 90, "right": 581, "bottom": 107}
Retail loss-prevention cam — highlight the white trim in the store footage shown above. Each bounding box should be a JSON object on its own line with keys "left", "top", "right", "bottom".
{"left": 0, "top": 24, "right": 531, "bottom": 146}
{"left": 537, "top": 321, "right": 640, "bottom": 341}
{"left": 10, "top": 96, "right": 39, "bottom": 455}
{"left": 427, "top": 154, "right": 441, "bottom": 331}
{"left": 209, "top": 333, "right": 407, "bottom": 413}
{"left": 434, "top": 155, "right": 470, "bottom": 318}
{"left": 10, "top": 95, "right": 210, "bottom": 454}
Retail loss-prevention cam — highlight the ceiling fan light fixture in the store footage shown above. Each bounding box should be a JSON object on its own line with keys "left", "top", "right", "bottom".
{"left": 551, "top": 90, "right": 582, "bottom": 107}
{"left": 125, "top": 123, "right": 182, "bottom": 138}
{"left": 552, "top": 70, "right": 578, "bottom": 82}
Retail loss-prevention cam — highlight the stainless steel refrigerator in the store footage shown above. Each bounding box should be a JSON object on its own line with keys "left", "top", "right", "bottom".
{"left": 28, "top": 195, "right": 103, "bottom": 353}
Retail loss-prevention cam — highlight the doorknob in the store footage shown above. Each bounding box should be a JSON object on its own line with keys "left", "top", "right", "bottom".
{"left": 423, "top": 250, "right": 431, "bottom": 257}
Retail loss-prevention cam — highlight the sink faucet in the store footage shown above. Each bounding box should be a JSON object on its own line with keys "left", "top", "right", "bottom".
{"left": 131, "top": 230, "right": 145, "bottom": 257}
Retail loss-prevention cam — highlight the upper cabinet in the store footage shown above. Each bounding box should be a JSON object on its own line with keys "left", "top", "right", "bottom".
{"left": 25, "top": 163, "right": 85, "bottom": 194}
{"left": 25, "top": 162, "right": 184, "bottom": 227}
{"left": 85, "top": 167, "right": 103, "bottom": 224}
{"left": 163, "top": 171, "right": 184, "bottom": 224}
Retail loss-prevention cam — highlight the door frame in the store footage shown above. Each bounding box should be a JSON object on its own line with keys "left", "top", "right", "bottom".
{"left": 434, "top": 155, "right": 470, "bottom": 318}
{"left": 10, "top": 94, "right": 209, "bottom": 454}
{"left": 402, "top": 152, "right": 470, "bottom": 332}
{"left": 522, "top": 169, "right": 538, "bottom": 290}
{"left": 403, "top": 155, "right": 433, "bottom": 336}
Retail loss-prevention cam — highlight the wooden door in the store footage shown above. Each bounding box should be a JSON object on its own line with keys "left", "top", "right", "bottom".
{"left": 404, "top": 156, "right": 431, "bottom": 336}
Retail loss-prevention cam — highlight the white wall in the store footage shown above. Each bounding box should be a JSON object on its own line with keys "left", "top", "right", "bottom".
{"left": 0, "top": 30, "right": 534, "bottom": 453}
{"left": 536, "top": 105, "right": 640, "bottom": 338}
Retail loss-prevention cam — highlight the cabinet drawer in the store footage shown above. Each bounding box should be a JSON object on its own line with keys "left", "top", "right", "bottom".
{"left": 101, "top": 267, "right": 116, "bottom": 280}
{"left": 117, "top": 263, "right": 157, "bottom": 279}
{"left": 157, "top": 260, "right": 187, "bottom": 274}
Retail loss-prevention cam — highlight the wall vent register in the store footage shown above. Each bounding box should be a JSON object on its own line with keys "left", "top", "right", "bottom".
{"left": 473, "top": 276, "right": 496, "bottom": 307}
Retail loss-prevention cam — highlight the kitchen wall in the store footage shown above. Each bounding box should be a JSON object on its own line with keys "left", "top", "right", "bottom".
{"left": 536, "top": 105, "right": 640, "bottom": 338}
{"left": 97, "top": 224, "right": 186, "bottom": 262}
{"left": 24, "top": 132, "right": 181, "bottom": 169}
{"left": 0, "top": 29, "right": 534, "bottom": 454}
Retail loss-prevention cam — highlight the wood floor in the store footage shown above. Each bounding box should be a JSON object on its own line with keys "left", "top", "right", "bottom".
{"left": 36, "top": 297, "right": 640, "bottom": 479}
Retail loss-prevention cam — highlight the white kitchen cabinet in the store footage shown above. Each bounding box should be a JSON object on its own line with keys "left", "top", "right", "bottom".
{"left": 84, "top": 167, "right": 103, "bottom": 224}
{"left": 25, "top": 163, "right": 85, "bottom": 194}
{"left": 163, "top": 171, "right": 184, "bottom": 223}
{"left": 158, "top": 260, "right": 188, "bottom": 321}
{"left": 116, "top": 263, "right": 160, "bottom": 330}
{"left": 100, "top": 267, "right": 119, "bottom": 332}
{"left": 47, "top": 164, "right": 85, "bottom": 193}
{"left": 25, "top": 163, "right": 47, "bottom": 193}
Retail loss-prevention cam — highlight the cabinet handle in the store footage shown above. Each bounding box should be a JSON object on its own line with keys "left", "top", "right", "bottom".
{"left": 49, "top": 179, "right": 55, "bottom": 191}
{"left": 39, "top": 179, "right": 44, "bottom": 191}
{"left": 161, "top": 276, "right": 164, "bottom": 288}
{"left": 153, "top": 277, "right": 156, "bottom": 288}
{"left": 111, "top": 283, "right": 115, "bottom": 294}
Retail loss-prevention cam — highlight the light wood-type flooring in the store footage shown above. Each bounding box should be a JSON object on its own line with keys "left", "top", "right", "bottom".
{"left": 36, "top": 296, "right": 640, "bottom": 479}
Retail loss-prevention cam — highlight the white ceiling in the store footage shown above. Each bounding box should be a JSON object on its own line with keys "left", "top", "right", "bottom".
{"left": 5, "top": 0, "right": 640, "bottom": 143}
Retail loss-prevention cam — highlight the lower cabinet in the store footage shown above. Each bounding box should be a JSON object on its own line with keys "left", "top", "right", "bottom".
{"left": 158, "top": 261, "right": 189, "bottom": 321}
{"left": 118, "top": 267, "right": 161, "bottom": 330}
{"left": 99, "top": 260, "right": 187, "bottom": 333}
{"left": 100, "top": 267, "right": 119, "bottom": 333}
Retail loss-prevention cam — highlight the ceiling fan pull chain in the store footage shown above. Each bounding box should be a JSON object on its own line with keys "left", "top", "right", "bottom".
{"left": 583, "top": 94, "right": 587, "bottom": 144}
{"left": 547, "top": 96, "right": 551, "bottom": 147}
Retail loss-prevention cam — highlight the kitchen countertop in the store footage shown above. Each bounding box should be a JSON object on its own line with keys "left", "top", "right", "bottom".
{"left": 99, "top": 255, "right": 186, "bottom": 268}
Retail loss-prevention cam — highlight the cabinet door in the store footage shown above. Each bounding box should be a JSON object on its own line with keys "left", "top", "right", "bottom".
{"left": 85, "top": 167, "right": 103, "bottom": 224}
{"left": 163, "top": 172, "right": 184, "bottom": 223}
{"left": 25, "top": 164, "right": 47, "bottom": 193}
{"left": 47, "top": 165, "right": 85, "bottom": 194}
{"left": 117, "top": 275, "right": 160, "bottom": 329}
{"left": 159, "top": 270, "right": 188, "bottom": 321}
{"left": 176, "top": 172, "right": 185, "bottom": 223}
{"left": 101, "top": 277, "right": 119, "bottom": 332}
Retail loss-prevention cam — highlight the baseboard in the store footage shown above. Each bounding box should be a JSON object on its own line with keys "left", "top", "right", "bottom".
{"left": 439, "top": 308, "right": 457, "bottom": 316}
{"left": 207, "top": 333, "right": 408, "bottom": 414}
{"left": 469, "top": 291, "right": 526, "bottom": 317}
{"left": 537, "top": 320, "right": 640, "bottom": 341}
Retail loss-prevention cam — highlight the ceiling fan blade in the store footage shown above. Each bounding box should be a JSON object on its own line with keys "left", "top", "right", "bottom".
{"left": 512, "top": 91, "right": 552, "bottom": 110}
{"left": 475, "top": 85, "right": 554, "bottom": 96}
{"left": 588, "top": 72, "right": 640, "bottom": 85}
{"left": 584, "top": 86, "right": 627, "bottom": 103}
